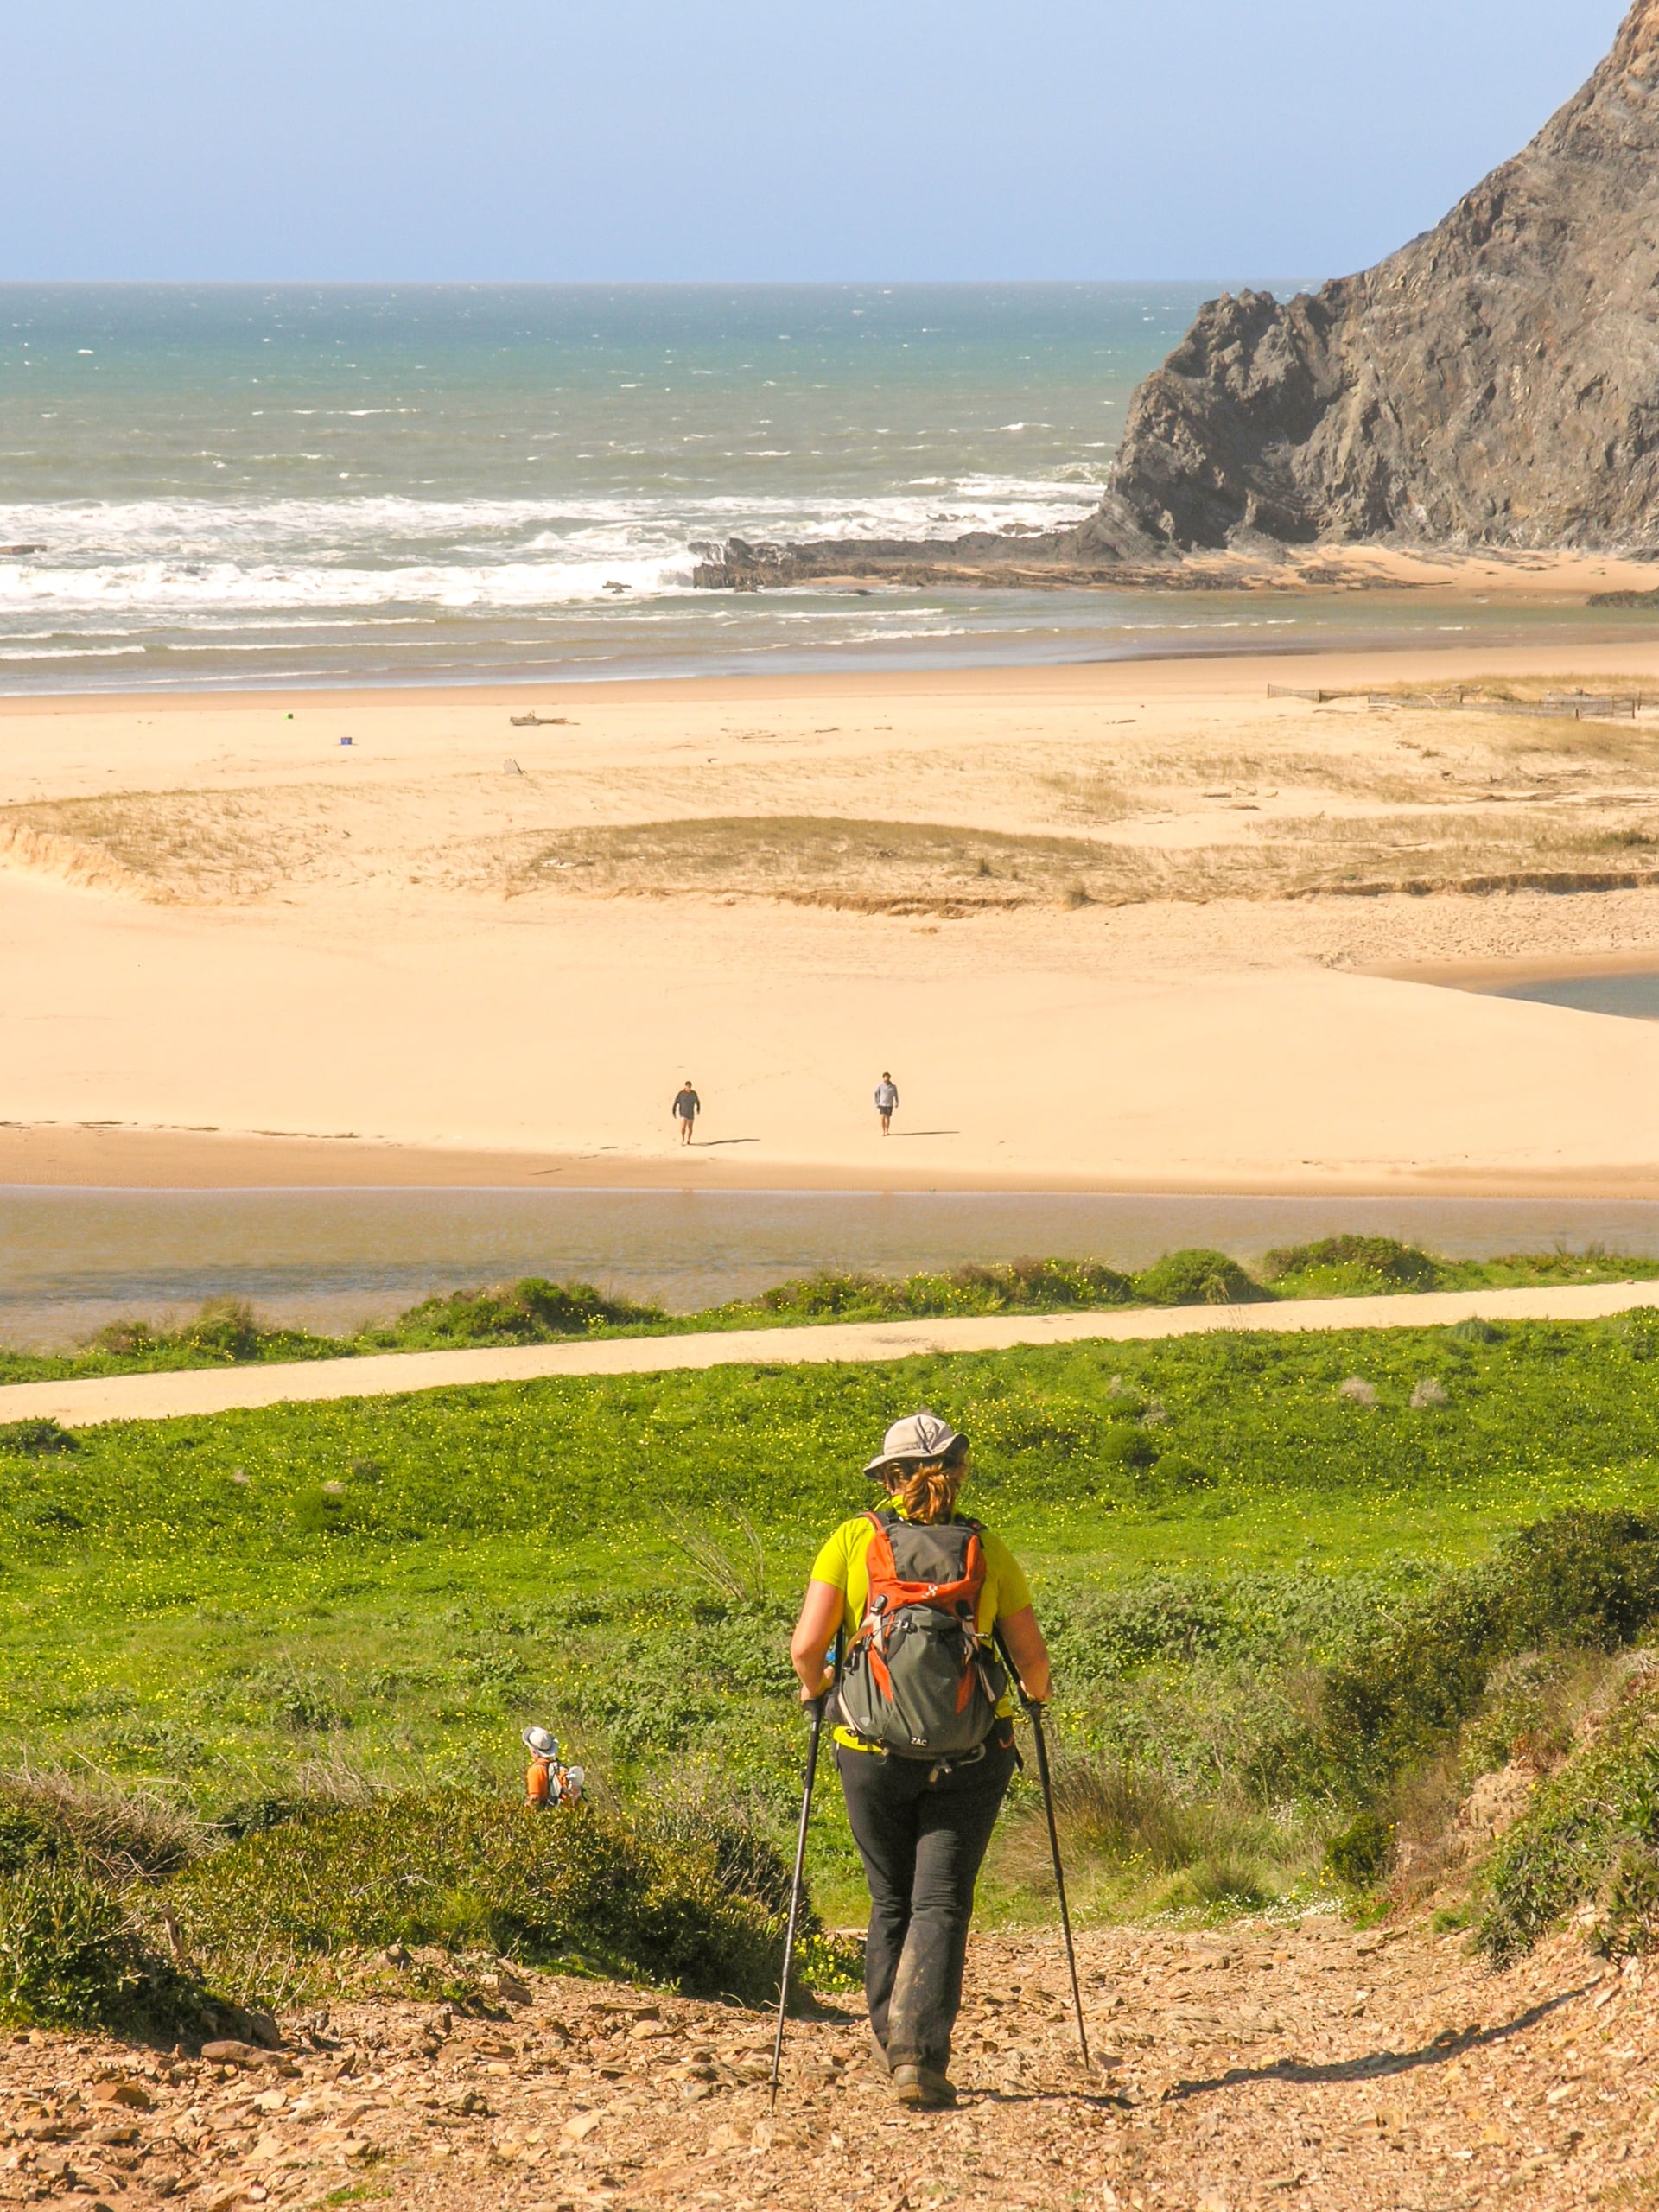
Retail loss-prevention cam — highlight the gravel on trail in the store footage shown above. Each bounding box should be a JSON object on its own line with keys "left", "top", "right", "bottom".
{"left": 0, "top": 1914, "right": 1649, "bottom": 2212}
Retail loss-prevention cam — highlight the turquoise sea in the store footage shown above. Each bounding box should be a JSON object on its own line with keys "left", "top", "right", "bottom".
{"left": 2, "top": 283, "right": 1655, "bottom": 692}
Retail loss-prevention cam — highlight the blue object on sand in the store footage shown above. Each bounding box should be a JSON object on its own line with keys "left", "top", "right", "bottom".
{"left": 340, "top": 735, "right": 353, "bottom": 746}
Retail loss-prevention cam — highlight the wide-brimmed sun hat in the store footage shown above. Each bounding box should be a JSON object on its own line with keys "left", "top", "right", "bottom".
{"left": 864, "top": 1409, "right": 968, "bottom": 1478}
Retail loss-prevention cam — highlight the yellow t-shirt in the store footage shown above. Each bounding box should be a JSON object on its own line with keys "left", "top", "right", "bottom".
{"left": 810, "top": 1509, "right": 1033, "bottom": 1747}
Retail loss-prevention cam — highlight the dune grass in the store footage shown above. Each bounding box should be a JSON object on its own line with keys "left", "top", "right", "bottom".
{"left": 520, "top": 814, "right": 1114, "bottom": 915}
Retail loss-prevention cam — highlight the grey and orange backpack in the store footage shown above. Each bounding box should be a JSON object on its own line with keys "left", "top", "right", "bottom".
{"left": 835, "top": 1510, "right": 1008, "bottom": 1758}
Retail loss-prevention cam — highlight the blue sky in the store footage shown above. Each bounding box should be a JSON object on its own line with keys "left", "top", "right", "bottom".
{"left": 4, "top": 2, "right": 1628, "bottom": 283}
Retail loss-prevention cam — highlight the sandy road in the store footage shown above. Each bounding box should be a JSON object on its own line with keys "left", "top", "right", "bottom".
{"left": 4, "top": 1279, "right": 1657, "bottom": 1430}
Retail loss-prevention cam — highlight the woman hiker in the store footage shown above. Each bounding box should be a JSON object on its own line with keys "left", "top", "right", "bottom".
{"left": 789, "top": 1409, "right": 1052, "bottom": 2110}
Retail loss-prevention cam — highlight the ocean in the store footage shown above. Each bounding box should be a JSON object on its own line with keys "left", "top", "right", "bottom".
{"left": 2, "top": 282, "right": 1654, "bottom": 693}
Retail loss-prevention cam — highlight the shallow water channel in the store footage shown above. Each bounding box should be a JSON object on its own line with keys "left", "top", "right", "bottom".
{"left": 1480, "top": 970, "right": 1659, "bottom": 1020}
{"left": 8, "top": 1185, "right": 1659, "bottom": 1350}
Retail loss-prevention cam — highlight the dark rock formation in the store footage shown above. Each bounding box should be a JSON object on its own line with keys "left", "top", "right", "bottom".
{"left": 689, "top": 526, "right": 1170, "bottom": 592}
{"left": 697, "top": 4, "right": 1659, "bottom": 588}
{"left": 1108, "top": 0, "right": 1659, "bottom": 552}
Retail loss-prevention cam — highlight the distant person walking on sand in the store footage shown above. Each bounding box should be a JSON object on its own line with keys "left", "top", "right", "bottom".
{"left": 874, "top": 1071, "right": 899, "bottom": 1136}
{"left": 672, "top": 1080, "right": 701, "bottom": 1146}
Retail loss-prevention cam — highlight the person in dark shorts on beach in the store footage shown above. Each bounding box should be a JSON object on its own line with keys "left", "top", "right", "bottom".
{"left": 874, "top": 1071, "right": 899, "bottom": 1135}
{"left": 672, "top": 1080, "right": 701, "bottom": 1145}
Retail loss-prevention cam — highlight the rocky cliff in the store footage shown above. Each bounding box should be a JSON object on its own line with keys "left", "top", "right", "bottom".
{"left": 1101, "top": 0, "right": 1659, "bottom": 553}
{"left": 699, "top": 3, "right": 1659, "bottom": 587}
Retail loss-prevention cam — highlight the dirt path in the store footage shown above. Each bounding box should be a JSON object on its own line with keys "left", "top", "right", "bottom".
{"left": 4, "top": 1281, "right": 1659, "bottom": 1431}
{"left": 1, "top": 1916, "right": 1645, "bottom": 2212}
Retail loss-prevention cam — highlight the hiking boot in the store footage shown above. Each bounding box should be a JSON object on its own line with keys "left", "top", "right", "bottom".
{"left": 891, "top": 2063, "right": 956, "bottom": 2110}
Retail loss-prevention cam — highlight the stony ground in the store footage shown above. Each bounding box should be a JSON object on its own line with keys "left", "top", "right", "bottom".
{"left": 2, "top": 1915, "right": 1651, "bottom": 2212}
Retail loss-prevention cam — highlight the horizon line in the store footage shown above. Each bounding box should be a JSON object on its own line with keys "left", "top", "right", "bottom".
{"left": 0, "top": 273, "right": 1324, "bottom": 292}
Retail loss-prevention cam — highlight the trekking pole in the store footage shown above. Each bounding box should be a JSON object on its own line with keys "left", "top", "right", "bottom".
{"left": 770, "top": 1633, "right": 839, "bottom": 2109}
{"left": 995, "top": 1626, "right": 1090, "bottom": 2073}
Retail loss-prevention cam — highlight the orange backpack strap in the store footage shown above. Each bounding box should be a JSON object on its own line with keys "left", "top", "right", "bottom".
{"left": 857, "top": 1511, "right": 899, "bottom": 1625}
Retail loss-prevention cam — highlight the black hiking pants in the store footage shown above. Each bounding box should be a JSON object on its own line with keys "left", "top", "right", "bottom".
{"left": 836, "top": 1726, "right": 1018, "bottom": 2072}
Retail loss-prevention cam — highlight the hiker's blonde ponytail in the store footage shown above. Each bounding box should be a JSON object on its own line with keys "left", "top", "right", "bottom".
{"left": 894, "top": 1458, "right": 964, "bottom": 1525}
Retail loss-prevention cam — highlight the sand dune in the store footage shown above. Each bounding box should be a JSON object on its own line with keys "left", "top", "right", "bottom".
{"left": 9, "top": 641, "right": 1659, "bottom": 1192}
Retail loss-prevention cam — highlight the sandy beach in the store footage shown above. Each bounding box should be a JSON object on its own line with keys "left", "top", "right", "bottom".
{"left": 10, "top": 609, "right": 1659, "bottom": 1194}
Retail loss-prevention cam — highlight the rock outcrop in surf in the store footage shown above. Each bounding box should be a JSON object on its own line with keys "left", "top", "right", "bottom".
{"left": 697, "top": 3, "right": 1659, "bottom": 586}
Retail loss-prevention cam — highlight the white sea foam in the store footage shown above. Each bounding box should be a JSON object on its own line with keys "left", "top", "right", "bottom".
{"left": 0, "top": 474, "right": 1103, "bottom": 632}
{"left": 0, "top": 645, "right": 144, "bottom": 661}
{"left": 0, "top": 477, "right": 1097, "bottom": 561}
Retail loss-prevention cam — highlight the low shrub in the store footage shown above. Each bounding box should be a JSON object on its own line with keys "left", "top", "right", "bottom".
{"left": 751, "top": 1271, "right": 899, "bottom": 1319}
{"left": 167, "top": 1789, "right": 797, "bottom": 2005}
{"left": 1612, "top": 1311, "right": 1659, "bottom": 1362}
{"left": 744, "top": 1257, "right": 1135, "bottom": 1323}
{"left": 1450, "top": 1318, "right": 1505, "bottom": 1346}
{"left": 1324, "top": 1808, "right": 1394, "bottom": 1891}
{"left": 1153, "top": 1453, "right": 1215, "bottom": 1493}
{"left": 1501, "top": 1510, "right": 1659, "bottom": 1654}
{"left": 0, "top": 1865, "right": 149, "bottom": 2027}
{"left": 94, "top": 1298, "right": 342, "bottom": 1367}
{"left": 245, "top": 1663, "right": 353, "bottom": 1733}
{"left": 1459, "top": 1650, "right": 1590, "bottom": 1779}
{"left": 381, "top": 1279, "right": 665, "bottom": 1347}
{"left": 1131, "top": 1250, "right": 1267, "bottom": 1308}
{"left": 1043, "top": 1758, "right": 1239, "bottom": 1872}
{"left": 1321, "top": 1510, "right": 1659, "bottom": 1795}
{"left": 950, "top": 1258, "right": 1135, "bottom": 1311}
{"left": 1478, "top": 1669, "right": 1659, "bottom": 1966}
{"left": 175, "top": 1297, "right": 264, "bottom": 1363}
{"left": 0, "top": 1419, "right": 77, "bottom": 1458}
{"left": 1262, "top": 1236, "right": 1443, "bottom": 1294}
{"left": 630, "top": 1784, "right": 798, "bottom": 1922}
{"left": 1097, "top": 1427, "right": 1160, "bottom": 1476}
{"left": 1159, "top": 1853, "right": 1277, "bottom": 1913}
{"left": 291, "top": 1484, "right": 373, "bottom": 1541}
{"left": 0, "top": 1774, "right": 203, "bottom": 2029}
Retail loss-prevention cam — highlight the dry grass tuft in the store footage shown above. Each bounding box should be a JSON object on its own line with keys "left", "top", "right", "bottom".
{"left": 0, "top": 1767, "right": 201, "bottom": 1886}
{"left": 517, "top": 816, "right": 1126, "bottom": 914}
{"left": 0, "top": 791, "right": 323, "bottom": 901}
{"left": 996, "top": 1754, "right": 1313, "bottom": 1915}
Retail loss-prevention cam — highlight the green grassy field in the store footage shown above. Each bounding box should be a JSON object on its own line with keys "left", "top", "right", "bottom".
{"left": 7, "top": 1304, "right": 1659, "bottom": 1948}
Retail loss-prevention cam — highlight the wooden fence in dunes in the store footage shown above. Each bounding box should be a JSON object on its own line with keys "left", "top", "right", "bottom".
{"left": 1267, "top": 683, "right": 1646, "bottom": 721}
